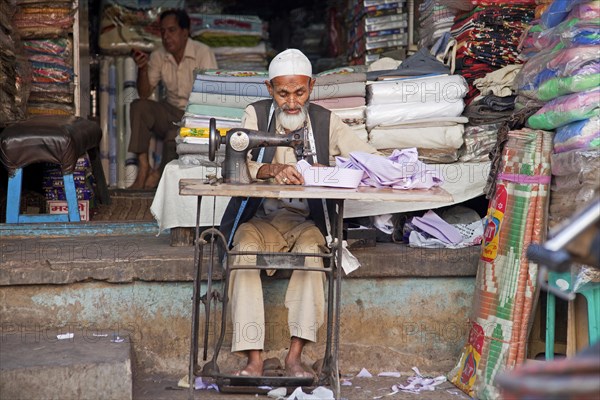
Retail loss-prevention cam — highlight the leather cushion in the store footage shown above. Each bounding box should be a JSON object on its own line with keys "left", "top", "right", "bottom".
{"left": 0, "top": 116, "right": 101, "bottom": 174}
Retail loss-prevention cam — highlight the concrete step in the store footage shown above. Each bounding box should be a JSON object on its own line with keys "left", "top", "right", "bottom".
{"left": 0, "top": 332, "right": 132, "bottom": 400}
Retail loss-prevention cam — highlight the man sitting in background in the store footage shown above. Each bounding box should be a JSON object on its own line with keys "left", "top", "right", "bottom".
{"left": 128, "top": 9, "right": 217, "bottom": 189}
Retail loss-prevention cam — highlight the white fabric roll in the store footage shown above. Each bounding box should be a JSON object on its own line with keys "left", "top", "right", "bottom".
{"left": 368, "top": 74, "right": 468, "bottom": 105}
{"left": 330, "top": 106, "right": 366, "bottom": 120}
{"left": 366, "top": 100, "right": 465, "bottom": 129}
{"left": 369, "top": 124, "right": 465, "bottom": 150}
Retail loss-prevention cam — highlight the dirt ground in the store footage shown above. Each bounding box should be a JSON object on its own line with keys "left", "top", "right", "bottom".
{"left": 133, "top": 373, "right": 472, "bottom": 400}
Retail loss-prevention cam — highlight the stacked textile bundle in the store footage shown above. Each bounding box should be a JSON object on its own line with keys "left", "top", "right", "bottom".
{"left": 365, "top": 49, "right": 469, "bottom": 163}
{"left": 418, "top": 0, "right": 456, "bottom": 49}
{"left": 515, "top": 0, "right": 600, "bottom": 226}
{"left": 1, "top": 0, "right": 28, "bottom": 122}
{"left": 191, "top": 14, "right": 268, "bottom": 71}
{"left": 449, "top": 0, "right": 536, "bottom": 104}
{"left": 12, "top": 0, "right": 75, "bottom": 116}
{"left": 450, "top": 127, "right": 553, "bottom": 400}
{"left": 311, "top": 67, "right": 369, "bottom": 143}
{"left": 460, "top": 64, "right": 522, "bottom": 162}
{"left": 347, "top": 0, "right": 408, "bottom": 65}
{"left": 98, "top": 0, "right": 178, "bottom": 54}
{"left": 178, "top": 70, "right": 269, "bottom": 165}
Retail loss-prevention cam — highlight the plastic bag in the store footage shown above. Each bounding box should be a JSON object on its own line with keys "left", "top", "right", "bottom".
{"left": 527, "top": 88, "right": 600, "bottom": 130}
{"left": 554, "top": 116, "right": 600, "bottom": 153}
{"left": 550, "top": 148, "right": 600, "bottom": 176}
{"left": 552, "top": 169, "right": 600, "bottom": 191}
{"left": 541, "top": 0, "right": 573, "bottom": 29}
{"left": 568, "top": 1, "right": 600, "bottom": 20}
{"left": 537, "top": 71, "right": 600, "bottom": 101}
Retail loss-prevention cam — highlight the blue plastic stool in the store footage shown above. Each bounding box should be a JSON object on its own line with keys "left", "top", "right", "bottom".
{"left": 6, "top": 168, "right": 80, "bottom": 223}
{"left": 546, "top": 271, "right": 600, "bottom": 360}
{"left": 0, "top": 116, "right": 107, "bottom": 223}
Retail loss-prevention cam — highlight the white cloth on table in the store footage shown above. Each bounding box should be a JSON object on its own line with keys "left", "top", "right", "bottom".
{"left": 150, "top": 160, "right": 230, "bottom": 232}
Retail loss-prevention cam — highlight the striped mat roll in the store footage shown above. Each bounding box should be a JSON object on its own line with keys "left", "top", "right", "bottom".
{"left": 449, "top": 128, "right": 554, "bottom": 399}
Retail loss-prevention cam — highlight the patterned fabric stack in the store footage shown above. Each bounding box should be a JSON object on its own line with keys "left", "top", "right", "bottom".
{"left": 43, "top": 156, "right": 96, "bottom": 204}
{"left": 12, "top": 0, "right": 75, "bottom": 116}
{"left": 191, "top": 14, "right": 268, "bottom": 71}
{"left": 177, "top": 70, "right": 269, "bottom": 166}
{"left": 418, "top": 0, "right": 456, "bottom": 49}
{"left": 449, "top": 0, "right": 536, "bottom": 105}
{"left": 310, "top": 67, "right": 368, "bottom": 143}
{"left": 0, "top": 0, "right": 28, "bottom": 123}
{"left": 347, "top": 0, "right": 408, "bottom": 65}
{"left": 449, "top": 127, "right": 554, "bottom": 400}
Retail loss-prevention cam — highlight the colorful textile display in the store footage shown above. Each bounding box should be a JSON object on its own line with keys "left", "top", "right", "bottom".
{"left": 418, "top": 0, "right": 457, "bottom": 49}
{"left": 347, "top": 1, "right": 408, "bottom": 65}
{"left": 449, "top": 127, "right": 553, "bottom": 399}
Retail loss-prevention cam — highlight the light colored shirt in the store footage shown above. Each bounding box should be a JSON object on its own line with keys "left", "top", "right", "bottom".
{"left": 147, "top": 39, "right": 217, "bottom": 110}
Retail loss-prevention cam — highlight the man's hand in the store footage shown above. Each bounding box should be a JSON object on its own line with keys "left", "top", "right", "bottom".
{"left": 258, "top": 164, "right": 304, "bottom": 185}
{"left": 131, "top": 49, "right": 149, "bottom": 70}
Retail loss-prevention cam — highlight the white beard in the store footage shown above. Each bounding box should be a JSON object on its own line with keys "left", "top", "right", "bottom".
{"left": 275, "top": 104, "right": 308, "bottom": 131}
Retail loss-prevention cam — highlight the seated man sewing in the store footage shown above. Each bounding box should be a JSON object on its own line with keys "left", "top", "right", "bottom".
{"left": 220, "top": 49, "right": 379, "bottom": 377}
{"left": 128, "top": 9, "right": 217, "bottom": 189}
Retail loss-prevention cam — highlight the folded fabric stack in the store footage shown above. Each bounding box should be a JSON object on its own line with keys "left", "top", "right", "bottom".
{"left": 1, "top": 0, "right": 27, "bottom": 122}
{"left": 365, "top": 73, "right": 469, "bottom": 163}
{"left": 450, "top": 0, "right": 536, "bottom": 105}
{"left": 190, "top": 14, "right": 268, "bottom": 71}
{"left": 347, "top": 0, "right": 408, "bottom": 65}
{"left": 179, "top": 70, "right": 270, "bottom": 165}
{"left": 460, "top": 64, "right": 522, "bottom": 162}
{"left": 310, "top": 67, "right": 368, "bottom": 143}
{"left": 11, "top": 0, "right": 76, "bottom": 116}
{"left": 418, "top": 0, "right": 457, "bottom": 49}
{"left": 98, "top": 0, "right": 179, "bottom": 54}
{"left": 514, "top": 0, "right": 600, "bottom": 226}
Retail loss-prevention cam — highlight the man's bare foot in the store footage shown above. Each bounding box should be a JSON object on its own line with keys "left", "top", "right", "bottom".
{"left": 234, "top": 358, "right": 263, "bottom": 377}
{"left": 284, "top": 358, "right": 313, "bottom": 378}
{"left": 143, "top": 169, "right": 161, "bottom": 189}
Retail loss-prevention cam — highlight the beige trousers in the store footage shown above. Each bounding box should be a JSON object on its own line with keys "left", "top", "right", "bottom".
{"left": 228, "top": 210, "right": 326, "bottom": 352}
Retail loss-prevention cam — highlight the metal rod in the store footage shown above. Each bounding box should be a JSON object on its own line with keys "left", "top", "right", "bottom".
{"left": 334, "top": 200, "right": 344, "bottom": 399}
{"left": 188, "top": 196, "right": 203, "bottom": 398}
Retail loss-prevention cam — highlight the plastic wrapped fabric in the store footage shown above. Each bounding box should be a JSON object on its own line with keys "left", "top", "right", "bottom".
{"left": 368, "top": 123, "right": 465, "bottom": 150}
{"left": 537, "top": 71, "right": 600, "bottom": 101}
{"left": 549, "top": 185, "right": 599, "bottom": 223}
{"left": 533, "top": 18, "right": 600, "bottom": 51}
{"left": 516, "top": 46, "right": 600, "bottom": 96}
{"left": 527, "top": 88, "right": 600, "bottom": 130}
{"left": 540, "top": 0, "right": 573, "bottom": 28}
{"left": 552, "top": 168, "right": 600, "bottom": 191}
{"left": 554, "top": 116, "right": 600, "bottom": 153}
{"left": 366, "top": 100, "right": 464, "bottom": 128}
{"left": 460, "top": 123, "right": 501, "bottom": 162}
{"left": 367, "top": 74, "right": 468, "bottom": 105}
{"left": 23, "top": 38, "right": 71, "bottom": 58}
{"left": 568, "top": 1, "right": 600, "bottom": 20}
{"left": 98, "top": 3, "right": 163, "bottom": 54}
{"left": 550, "top": 148, "right": 600, "bottom": 176}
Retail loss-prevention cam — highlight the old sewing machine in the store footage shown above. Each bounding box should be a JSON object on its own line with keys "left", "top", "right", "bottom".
{"left": 180, "top": 118, "right": 454, "bottom": 398}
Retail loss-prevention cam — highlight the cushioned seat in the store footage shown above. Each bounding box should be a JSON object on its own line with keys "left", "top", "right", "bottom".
{"left": 0, "top": 116, "right": 109, "bottom": 223}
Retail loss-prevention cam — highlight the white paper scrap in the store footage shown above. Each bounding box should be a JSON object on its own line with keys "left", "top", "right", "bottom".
{"left": 268, "top": 387, "right": 286, "bottom": 398}
{"left": 356, "top": 368, "right": 373, "bottom": 378}
{"left": 341, "top": 240, "right": 361, "bottom": 275}
{"left": 57, "top": 333, "right": 74, "bottom": 340}
{"left": 341, "top": 379, "right": 352, "bottom": 386}
{"left": 377, "top": 372, "right": 401, "bottom": 378}
{"left": 286, "top": 386, "right": 334, "bottom": 400}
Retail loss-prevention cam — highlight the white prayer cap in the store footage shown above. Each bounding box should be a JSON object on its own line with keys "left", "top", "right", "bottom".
{"left": 268, "top": 49, "right": 312, "bottom": 80}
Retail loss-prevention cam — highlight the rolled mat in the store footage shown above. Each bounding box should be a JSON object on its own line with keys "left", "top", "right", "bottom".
{"left": 448, "top": 128, "right": 554, "bottom": 400}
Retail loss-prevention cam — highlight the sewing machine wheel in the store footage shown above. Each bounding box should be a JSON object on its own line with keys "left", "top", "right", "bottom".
{"left": 208, "top": 117, "right": 220, "bottom": 161}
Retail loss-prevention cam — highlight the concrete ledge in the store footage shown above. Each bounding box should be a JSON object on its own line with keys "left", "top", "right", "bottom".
{"left": 0, "top": 234, "right": 479, "bottom": 286}
{"left": 0, "top": 332, "right": 132, "bottom": 400}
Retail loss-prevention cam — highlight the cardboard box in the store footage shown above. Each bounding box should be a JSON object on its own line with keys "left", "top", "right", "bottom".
{"left": 47, "top": 200, "right": 89, "bottom": 221}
